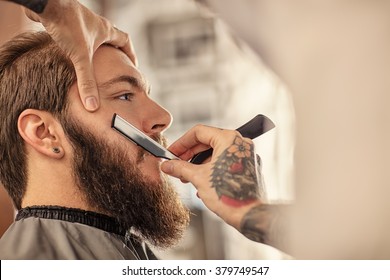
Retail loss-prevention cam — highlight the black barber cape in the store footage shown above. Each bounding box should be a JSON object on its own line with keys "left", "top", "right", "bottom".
{"left": 0, "top": 206, "right": 157, "bottom": 260}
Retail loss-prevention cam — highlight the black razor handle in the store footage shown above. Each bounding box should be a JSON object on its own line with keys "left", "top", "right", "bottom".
{"left": 189, "top": 114, "right": 275, "bottom": 164}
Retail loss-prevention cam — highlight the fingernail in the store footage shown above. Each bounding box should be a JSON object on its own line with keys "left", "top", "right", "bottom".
{"left": 85, "top": 96, "right": 98, "bottom": 111}
{"left": 161, "top": 161, "right": 173, "bottom": 173}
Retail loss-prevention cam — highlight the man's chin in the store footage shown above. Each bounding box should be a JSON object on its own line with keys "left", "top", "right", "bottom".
{"left": 138, "top": 159, "right": 165, "bottom": 183}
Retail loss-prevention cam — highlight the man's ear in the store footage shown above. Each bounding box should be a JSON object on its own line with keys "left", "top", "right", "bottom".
{"left": 18, "top": 109, "right": 65, "bottom": 159}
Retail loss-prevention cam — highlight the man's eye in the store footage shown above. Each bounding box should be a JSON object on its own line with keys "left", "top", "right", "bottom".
{"left": 118, "top": 93, "right": 134, "bottom": 101}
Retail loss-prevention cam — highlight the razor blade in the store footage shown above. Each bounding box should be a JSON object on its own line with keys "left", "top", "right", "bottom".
{"left": 111, "top": 114, "right": 179, "bottom": 160}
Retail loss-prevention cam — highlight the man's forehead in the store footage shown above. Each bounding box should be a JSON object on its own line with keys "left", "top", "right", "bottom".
{"left": 94, "top": 46, "right": 150, "bottom": 93}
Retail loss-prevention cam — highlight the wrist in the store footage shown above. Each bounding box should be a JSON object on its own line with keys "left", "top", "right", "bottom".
{"left": 226, "top": 200, "right": 262, "bottom": 230}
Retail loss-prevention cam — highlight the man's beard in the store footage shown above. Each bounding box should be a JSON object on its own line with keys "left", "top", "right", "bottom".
{"left": 62, "top": 117, "right": 190, "bottom": 249}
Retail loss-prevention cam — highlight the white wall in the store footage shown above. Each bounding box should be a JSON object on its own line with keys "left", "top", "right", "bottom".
{"left": 205, "top": 0, "right": 390, "bottom": 259}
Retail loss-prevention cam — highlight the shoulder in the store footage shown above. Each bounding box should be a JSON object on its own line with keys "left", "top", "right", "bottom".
{"left": 0, "top": 217, "right": 74, "bottom": 259}
{"left": 0, "top": 218, "right": 139, "bottom": 259}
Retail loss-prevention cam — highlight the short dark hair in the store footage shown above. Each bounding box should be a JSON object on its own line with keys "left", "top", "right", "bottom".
{"left": 0, "top": 31, "right": 76, "bottom": 209}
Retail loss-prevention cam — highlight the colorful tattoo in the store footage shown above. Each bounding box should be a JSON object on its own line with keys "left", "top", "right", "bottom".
{"left": 210, "top": 136, "right": 259, "bottom": 207}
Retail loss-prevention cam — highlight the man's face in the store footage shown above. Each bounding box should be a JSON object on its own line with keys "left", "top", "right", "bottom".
{"left": 68, "top": 45, "right": 171, "bottom": 183}
{"left": 63, "top": 46, "right": 189, "bottom": 248}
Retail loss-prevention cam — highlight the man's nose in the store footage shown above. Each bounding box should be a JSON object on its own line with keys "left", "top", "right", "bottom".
{"left": 141, "top": 99, "right": 172, "bottom": 135}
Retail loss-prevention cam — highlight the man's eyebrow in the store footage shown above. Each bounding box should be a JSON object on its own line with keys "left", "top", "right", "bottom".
{"left": 98, "top": 75, "right": 149, "bottom": 93}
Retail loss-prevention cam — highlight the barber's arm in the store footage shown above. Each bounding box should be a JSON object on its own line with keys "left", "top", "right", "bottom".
{"left": 161, "top": 125, "right": 289, "bottom": 253}
{"left": 4, "top": 0, "right": 137, "bottom": 112}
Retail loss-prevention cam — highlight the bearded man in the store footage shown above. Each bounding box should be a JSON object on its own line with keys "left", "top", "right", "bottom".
{"left": 0, "top": 31, "right": 190, "bottom": 259}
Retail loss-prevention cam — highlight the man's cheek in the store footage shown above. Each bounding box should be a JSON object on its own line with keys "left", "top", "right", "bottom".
{"left": 109, "top": 134, "right": 140, "bottom": 156}
{"left": 138, "top": 160, "right": 164, "bottom": 183}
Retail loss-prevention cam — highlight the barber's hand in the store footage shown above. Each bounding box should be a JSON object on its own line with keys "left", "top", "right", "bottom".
{"left": 24, "top": 0, "right": 137, "bottom": 111}
{"left": 161, "top": 125, "right": 263, "bottom": 229}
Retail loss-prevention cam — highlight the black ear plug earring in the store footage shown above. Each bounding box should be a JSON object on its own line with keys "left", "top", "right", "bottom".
{"left": 52, "top": 147, "right": 60, "bottom": 154}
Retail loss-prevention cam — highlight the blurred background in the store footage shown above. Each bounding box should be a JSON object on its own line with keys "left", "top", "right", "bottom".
{"left": 0, "top": 0, "right": 294, "bottom": 259}
{"left": 3, "top": 0, "right": 390, "bottom": 260}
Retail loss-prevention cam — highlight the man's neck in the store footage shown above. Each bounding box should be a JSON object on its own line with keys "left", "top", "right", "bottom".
{"left": 22, "top": 161, "right": 93, "bottom": 212}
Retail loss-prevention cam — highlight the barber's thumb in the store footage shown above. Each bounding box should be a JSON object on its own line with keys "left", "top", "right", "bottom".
{"left": 74, "top": 64, "right": 100, "bottom": 112}
{"left": 161, "top": 160, "right": 194, "bottom": 181}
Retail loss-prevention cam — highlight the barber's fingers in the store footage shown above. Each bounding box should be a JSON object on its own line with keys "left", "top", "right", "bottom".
{"left": 96, "top": 17, "right": 138, "bottom": 67}
{"left": 106, "top": 25, "right": 138, "bottom": 67}
{"left": 161, "top": 160, "right": 207, "bottom": 186}
{"left": 167, "top": 124, "right": 242, "bottom": 160}
{"left": 72, "top": 57, "right": 100, "bottom": 112}
{"left": 74, "top": 23, "right": 136, "bottom": 110}
{"left": 78, "top": 26, "right": 137, "bottom": 111}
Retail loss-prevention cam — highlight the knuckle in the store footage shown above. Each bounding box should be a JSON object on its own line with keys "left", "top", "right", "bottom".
{"left": 78, "top": 79, "right": 96, "bottom": 90}
{"left": 123, "top": 33, "right": 130, "bottom": 43}
{"left": 233, "top": 130, "right": 243, "bottom": 138}
{"left": 193, "top": 123, "right": 205, "bottom": 130}
{"left": 221, "top": 129, "right": 241, "bottom": 138}
{"left": 100, "top": 17, "right": 111, "bottom": 30}
{"left": 172, "top": 161, "right": 184, "bottom": 175}
{"left": 72, "top": 51, "right": 91, "bottom": 65}
{"left": 243, "top": 137, "right": 254, "bottom": 144}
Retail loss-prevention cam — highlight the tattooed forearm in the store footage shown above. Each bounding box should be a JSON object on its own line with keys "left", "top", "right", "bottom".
{"left": 210, "top": 136, "right": 260, "bottom": 207}
{"left": 209, "top": 135, "right": 290, "bottom": 251}
{"left": 7, "top": 0, "right": 48, "bottom": 13}
{"left": 240, "top": 204, "right": 289, "bottom": 253}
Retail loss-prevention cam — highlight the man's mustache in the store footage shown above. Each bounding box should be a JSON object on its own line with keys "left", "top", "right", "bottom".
{"left": 137, "top": 134, "right": 167, "bottom": 162}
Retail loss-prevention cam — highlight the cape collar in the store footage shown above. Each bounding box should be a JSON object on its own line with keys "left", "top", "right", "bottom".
{"left": 17, "top": 205, "right": 127, "bottom": 236}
